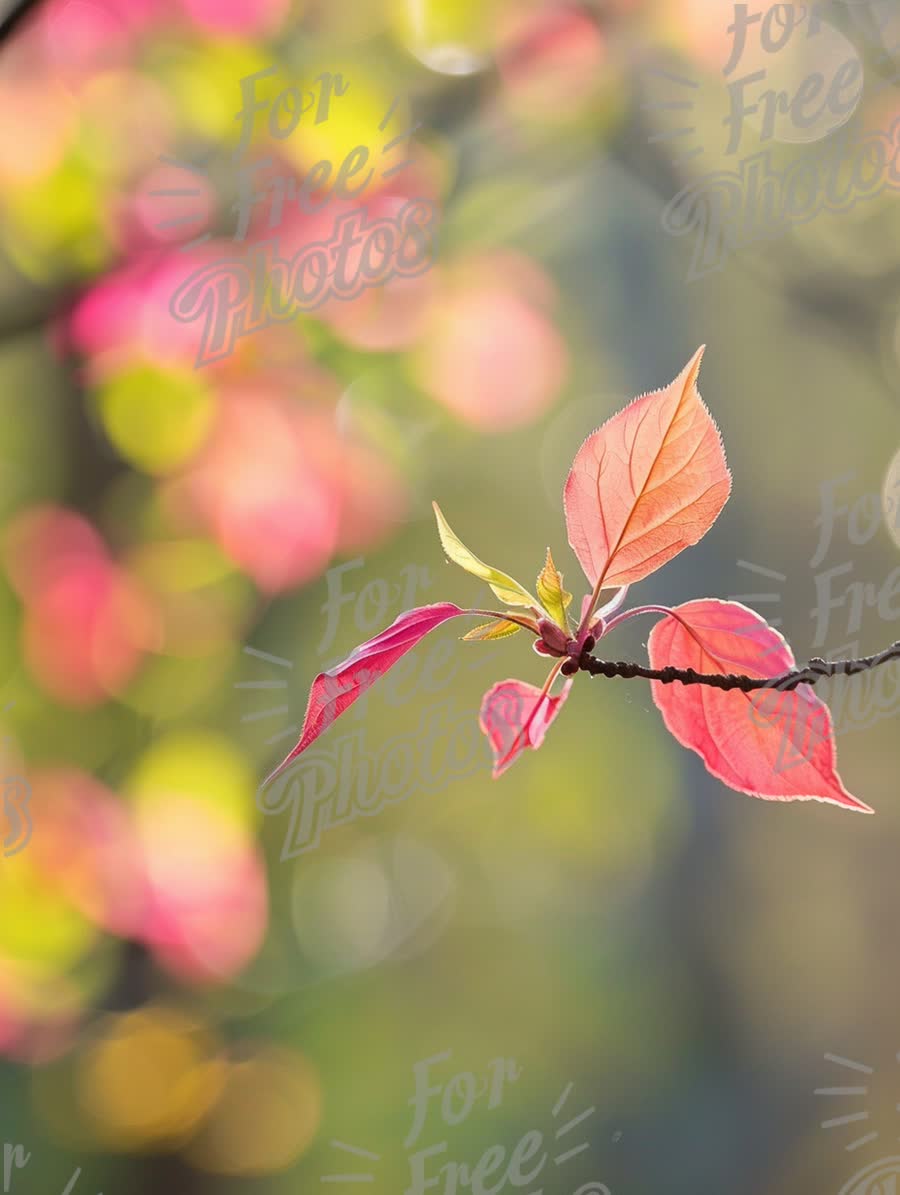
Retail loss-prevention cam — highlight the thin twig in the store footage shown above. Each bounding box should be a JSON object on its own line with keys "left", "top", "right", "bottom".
{"left": 567, "top": 640, "right": 900, "bottom": 691}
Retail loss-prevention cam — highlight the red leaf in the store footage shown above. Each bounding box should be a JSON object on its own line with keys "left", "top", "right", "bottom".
{"left": 480, "top": 676, "right": 573, "bottom": 778}
{"left": 261, "top": 603, "right": 467, "bottom": 787}
{"left": 564, "top": 346, "right": 731, "bottom": 590}
{"left": 647, "top": 599, "right": 872, "bottom": 812}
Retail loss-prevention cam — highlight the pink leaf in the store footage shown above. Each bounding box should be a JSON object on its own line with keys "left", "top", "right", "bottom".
{"left": 563, "top": 346, "right": 731, "bottom": 590}
{"left": 261, "top": 603, "right": 467, "bottom": 787}
{"left": 647, "top": 599, "right": 872, "bottom": 812}
{"left": 480, "top": 676, "right": 573, "bottom": 778}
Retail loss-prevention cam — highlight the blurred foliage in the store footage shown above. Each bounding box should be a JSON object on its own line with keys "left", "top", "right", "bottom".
{"left": 0, "top": 1, "right": 898, "bottom": 1193}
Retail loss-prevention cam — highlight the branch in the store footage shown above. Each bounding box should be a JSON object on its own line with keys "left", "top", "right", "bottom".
{"left": 0, "top": 0, "right": 45, "bottom": 48}
{"left": 564, "top": 639, "right": 900, "bottom": 691}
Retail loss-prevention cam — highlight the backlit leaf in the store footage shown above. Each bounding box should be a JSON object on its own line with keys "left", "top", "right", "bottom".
{"left": 564, "top": 347, "right": 731, "bottom": 590}
{"left": 463, "top": 619, "right": 523, "bottom": 641}
{"left": 479, "top": 674, "right": 572, "bottom": 778}
{"left": 260, "top": 603, "right": 468, "bottom": 788}
{"left": 535, "top": 548, "right": 572, "bottom": 629}
{"left": 432, "top": 501, "right": 536, "bottom": 608}
{"left": 647, "top": 598, "right": 871, "bottom": 812}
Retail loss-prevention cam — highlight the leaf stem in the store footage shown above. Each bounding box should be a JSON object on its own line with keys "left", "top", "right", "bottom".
{"left": 469, "top": 609, "right": 540, "bottom": 634}
{"left": 601, "top": 603, "right": 672, "bottom": 636}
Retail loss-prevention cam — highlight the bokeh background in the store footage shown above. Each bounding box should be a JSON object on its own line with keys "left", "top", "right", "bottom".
{"left": 0, "top": 0, "right": 899, "bottom": 1192}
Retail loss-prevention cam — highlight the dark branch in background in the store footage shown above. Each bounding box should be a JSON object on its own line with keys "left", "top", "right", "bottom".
{"left": 0, "top": 0, "right": 44, "bottom": 46}
{"left": 563, "top": 639, "right": 900, "bottom": 691}
{"left": 622, "top": 23, "right": 900, "bottom": 419}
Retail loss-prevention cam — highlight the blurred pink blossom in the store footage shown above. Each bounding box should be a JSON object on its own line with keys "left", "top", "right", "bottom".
{"left": 413, "top": 251, "right": 568, "bottom": 429}
{"left": 496, "top": 2, "right": 608, "bottom": 116}
{"left": 4, "top": 507, "right": 160, "bottom": 706}
{"left": 237, "top": 146, "right": 443, "bottom": 350}
{"left": 176, "top": 0, "right": 290, "bottom": 37}
{"left": 30, "top": 769, "right": 147, "bottom": 938}
{"left": 136, "top": 797, "right": 268, "bottom": 983}
{"left": 166, "top": 385, "right": 406, "bottom": 592}
{"left": 67, "top": 246, "right": 240, "bottom": 379}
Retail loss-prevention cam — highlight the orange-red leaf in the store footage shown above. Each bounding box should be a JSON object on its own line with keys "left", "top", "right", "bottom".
{"left": 563, "top": 347, "right": 731, "bottom": 590}
{"left": 647, "top": 599, "right": 872, "bottom": 812}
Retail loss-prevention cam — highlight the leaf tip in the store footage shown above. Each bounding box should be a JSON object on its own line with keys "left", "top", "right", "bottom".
{"left": 684, "top": 343, "right": 706, "bottom": 389}
{"left": 843, "top": 795, "right": 875, "bottom": 814}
